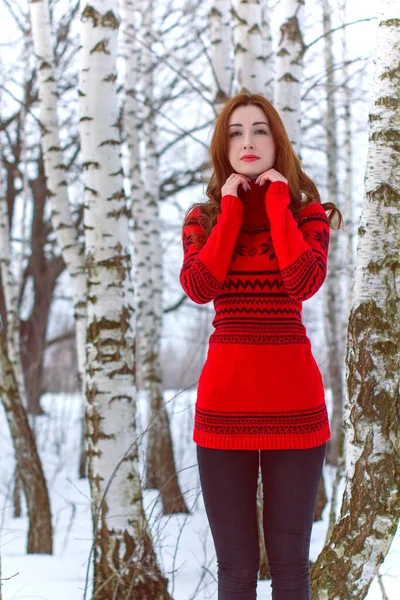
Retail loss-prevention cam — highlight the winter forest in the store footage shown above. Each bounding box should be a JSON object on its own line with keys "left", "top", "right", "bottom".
{"left": 0, "top": 0, "right": 398, "bottom": 598}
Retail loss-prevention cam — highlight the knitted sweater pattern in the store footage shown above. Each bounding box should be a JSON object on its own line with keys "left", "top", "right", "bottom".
{"left": 180, "top": 179, "right": 331, "bottom": 450}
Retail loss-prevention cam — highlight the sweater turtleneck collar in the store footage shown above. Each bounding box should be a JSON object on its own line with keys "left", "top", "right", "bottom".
{"left": 237, "top": 177, "right": 271, "bottom": 225}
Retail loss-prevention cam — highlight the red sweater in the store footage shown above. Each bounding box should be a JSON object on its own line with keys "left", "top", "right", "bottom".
{"left": 180, "top": 179, "right": 331, "bottom": 450}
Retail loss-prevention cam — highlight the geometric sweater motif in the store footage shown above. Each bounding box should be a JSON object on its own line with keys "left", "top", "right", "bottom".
{"left": 179, "top": 179, "right": 331, "bottom": 450}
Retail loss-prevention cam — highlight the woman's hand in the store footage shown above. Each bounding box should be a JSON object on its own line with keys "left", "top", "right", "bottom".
{"left": 221, "top": 173, "right": 251, "bottom": 198}
{"left": 255, "top": 169, "right": 288, "bottom": 186}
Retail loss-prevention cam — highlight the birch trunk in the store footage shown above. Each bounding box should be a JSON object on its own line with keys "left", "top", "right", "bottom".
{"left": 0, "top": 178, "right": 26, "bottom": 403}
{"left": 260, "top": 0, "right": 274, "bottom": 100}
{"left": 209, "top": 0, "right": 232, "bottom": 108}
{"left": 79, "top": 3, "right": 171, "bottom": 596}
{"left": 137, "top": 0, "right": 189, "bottom": 515}
{"left": 3, "top": 56, "right": 28, "bottom": 521}
{"left": 273, "top": 0, "right": 306, "bottom": 152}
{"left": 4, "top": 115, "right": 28, "bottom": 411}
{"left": 325, "top": 0, "right": 355, "bottom": 533}
{"left": 311, "top": 3, "right": 400, "bottom": 596}
{"left": 0, "top": 332, "right": 53, "bottom": 553}
{"left": 0, "top": 167, "right": 52, "bottom": 554}
{"left": 29, "top": 0, "right": 87, "bottom": 474}
{"left": 0, "top": 162, "right": 25, "bottom": 518}
{"left": 338, "top": 0, "right": 355, "bottom": 375}
{"left": 232, "top": 0, "right": 264, "bottom": 95}
{"left": 320, "top": 0, "right": 345, "bottom": 468}
{"left": 119, "top": 0, "right": 143, "bottom": 231}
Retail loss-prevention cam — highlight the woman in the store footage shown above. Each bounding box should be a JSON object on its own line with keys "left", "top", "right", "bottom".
{"left": 179, "top": 93, "right": 343, "bottom": 600}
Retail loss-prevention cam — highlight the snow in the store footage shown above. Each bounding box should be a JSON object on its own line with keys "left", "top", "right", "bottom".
{"left": 0, "top": 390, "right": 398, "bottom": 599}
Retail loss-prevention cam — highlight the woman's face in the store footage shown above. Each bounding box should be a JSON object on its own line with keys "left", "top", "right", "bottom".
{"left": 227, "top": 105, "right": 276, "bottom": 179}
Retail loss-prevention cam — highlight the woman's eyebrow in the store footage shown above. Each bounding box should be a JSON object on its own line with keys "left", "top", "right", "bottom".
{"left": 228, "top": 121, "right": 269, "bottom": 127}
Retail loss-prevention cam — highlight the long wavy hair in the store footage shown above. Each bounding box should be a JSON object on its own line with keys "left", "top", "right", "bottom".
{"left": 182, "top": 92, "right": 343, "bottom": 249}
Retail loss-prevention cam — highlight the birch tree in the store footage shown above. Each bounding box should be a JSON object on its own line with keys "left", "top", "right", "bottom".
{"left": 311, "top": 2, "right": 400, "bottom": 596}
{"left": 1, "top": 70, "right": 29, "bottom": 415}
{"left": 122, "top": 1, "right": 188, "bottom": 514}
{"left": 323, "top": 0, "right": 356, "bottom": 528}
{"left": 2, "top": 0, "right": 84, "bottom": 421}
{"left": 260, "top": 0, "right": 274, "bottom": 99}
{"left": 0, "top": 129, "right": 26, "bottom": 517}
{"left": 274, "top": 0, "right": 306, "bottom": 151}
{"left": 338, "top": 0, "right": 356, "bottom": 336}
{"left": 29, "top": 0, "right": 87, "bottom": 415}
{"left": 0, "top": 166, "right": 53, "bottom": 554}
{"left": 1, "top": 69, "right": 29, "bottom": 518}
{"left": 209, "top": 0, "right": 232, "bottom": 108}
{"left": 79, "top": 2, "right": 171, "bottom": 596}
{"left": 320, "top": 0, "right": 345, "bottom": 468}
{"left": 232, "top": 0, "right": 265, "bottom": 95}
{"left": 29, "top": 0, "right": 88, "bottom": 481}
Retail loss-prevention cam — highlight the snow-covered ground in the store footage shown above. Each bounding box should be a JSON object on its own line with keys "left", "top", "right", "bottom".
{"left": 0, "top": 390, "right": 398, "bottom": 599}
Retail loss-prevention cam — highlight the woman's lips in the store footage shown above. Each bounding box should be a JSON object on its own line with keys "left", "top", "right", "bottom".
{"left": 241, "top": 157, "right": 259, "bottom": 162}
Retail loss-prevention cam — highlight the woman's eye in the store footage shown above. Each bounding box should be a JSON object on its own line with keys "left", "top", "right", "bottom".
{"left": 230, "top": 129, "right": 268, "bottom": 137}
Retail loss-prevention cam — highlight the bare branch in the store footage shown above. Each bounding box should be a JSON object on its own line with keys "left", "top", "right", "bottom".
{"left": 305, "top": 17, "right": 377, "bottom": 54}
{"left": 2, "top": 0, "right": 28, "bottom": 34}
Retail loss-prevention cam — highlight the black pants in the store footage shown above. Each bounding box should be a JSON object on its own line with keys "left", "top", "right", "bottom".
{"left": 196, "top": 442, "right": 326, "bottom": 600}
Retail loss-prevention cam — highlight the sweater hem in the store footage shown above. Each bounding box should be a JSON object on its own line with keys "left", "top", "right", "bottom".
{"left": 193, "top": 426, "right": 330, "bottom": 450}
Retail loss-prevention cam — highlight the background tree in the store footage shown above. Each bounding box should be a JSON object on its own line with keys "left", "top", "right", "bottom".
{"left": 311, "top": 1, "right": 400, "bottom": 596}
{"left": 232, "top": 0, "right": 265, "bottom": 95}
{"left": 209, "top": 0, "right": 232, "bottom": 107}
{"left": 274, "top": 0, "right": 305, "bottom": 151}
{"left": 29, "top": 0, "right": 88, "bottom": 482}
{"left": 131, "top": 0, "right": 189, "bottom": 515}
{"left": 0, "top": 163, "right": 52, "bottom": 554}
{"left": 319, "top": 0, "right": 345, "bottom": 468}
{"left": 79, "top": 1, "right": 171, "bottom": 596}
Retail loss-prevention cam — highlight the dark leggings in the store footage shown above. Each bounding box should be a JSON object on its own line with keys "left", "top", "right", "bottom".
{"left": 196, "top": 442, "right": 326, "bottom": 600}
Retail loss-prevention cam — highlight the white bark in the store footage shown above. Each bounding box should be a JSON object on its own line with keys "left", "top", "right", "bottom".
{"left": 273, "top": 0, "right": 305, "bottom": 151}
{"left": 29, "top": 0, "right": 87, "bottom": 393}
{"left": 120, "top": 0, "right": 146, "bottom": 308}
{"left": 260, "top": 0, "right": 274, "bottom": 100}
{"left": 0, "top": 168, "right": 26, "bottom": 406}
{"left": 122, "top": 0, "right": 159, "bottom": 384}
{"left": 140, "top": 0, "right": 164, "bottom": 398}
{"left": 7, "top": 41, "right": 32, "bottom": 410}
{"left": 312, "top": 1, "right": 400, "bottom": 596}
{"left": 320, "top": 0, "right": 345, "bottom": 468}
{"left": 79, "top": 3, "right": 169, "bottom": 595}
{"left": 120, "top": 0, "right": 142, "bottom": 203}
{"left": 122, "top": 0, "right": 188, "bottom": 515}
{"left": 0, "top": 34, "right": 29, "bottom": 408}
{"left": 232, "top": 0, "right": 264, "bottom": 95}
{"left": 338, "top": 0, "right": 355, "bottom": 349}
{"left": 344, "top": 0, "right": 399, "bottom": 494}
{"left": 209, "top": 0, "right": 232, "bottom": 107}
{"left": 80, "top": 0, "right": 137, "bottom": 538}
{"left": 138, "top": 0, "right": 163, "bottom": 433}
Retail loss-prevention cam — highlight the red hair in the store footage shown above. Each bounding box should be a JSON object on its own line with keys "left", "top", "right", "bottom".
{"left": 182, "top": 92, "right": 343, "bottom": 248}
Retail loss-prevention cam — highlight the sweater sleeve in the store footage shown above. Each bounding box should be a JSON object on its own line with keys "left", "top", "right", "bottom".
{"left": 265, "top": 181, "right": 330, "bottom": 302}
{"left": 179, "top": 195, "right": 244, "bottom": 304}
